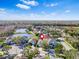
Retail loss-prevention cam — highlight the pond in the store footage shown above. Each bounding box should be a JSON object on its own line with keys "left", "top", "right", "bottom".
{"left": 12, "top": 34, "right": 32, "bottom": 38}
{"left": 12, "top": 28, "right": 32, "bottom": 38}
{"left": 15, "top": 29, "right": 27, "bottom": 33}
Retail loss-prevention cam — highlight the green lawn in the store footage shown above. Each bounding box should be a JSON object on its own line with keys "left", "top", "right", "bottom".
{"left": 0, "top": 42, "right": 4, "bottom": 45}
{"left": 0, "top": 39, "right": 4, "bottom": 45}
{"left": 45, "top": 55, "right": 50, "bottom": 59}
{"left": 0, "top": 51, "right": 4, "bottom": 57}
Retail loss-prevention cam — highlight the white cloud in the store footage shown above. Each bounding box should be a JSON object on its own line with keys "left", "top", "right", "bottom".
{"left": 50, "top": 3, "right": 58, "bottom": 7}
{"left": 20, "top": 0, "right": 39, "bottom": 6}
{"left": 65, "top": 10, "right": 70, "bottom": 13}
{"left": 46, "top": 3, "right": 58, "bottom": 7}
{"left": 0, "top": 12, "right": 58, "bottom": 20}
{"left": 50, "top": 13, "right": 57, "bottom": 16}
{"left": 16, "top": 4, "right": 30, "bottom": 10}
{"left": 0, "top": 8, "right": 6, "bottom": 14}
{"left": 41, "top": 11, "right": 57, "bottom": 17}
{"left": 0, "top": 8, "right": 5, "bottom": 11}
{"left": 0, "top": 10, "right": 78, "bottom": 20}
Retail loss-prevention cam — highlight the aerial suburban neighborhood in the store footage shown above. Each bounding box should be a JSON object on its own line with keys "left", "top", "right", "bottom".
{"left": 0, "top": 21, "right": 79, "bottom": 59}
{"left": 0, "top": 0, "right": 79, "bottom": 59}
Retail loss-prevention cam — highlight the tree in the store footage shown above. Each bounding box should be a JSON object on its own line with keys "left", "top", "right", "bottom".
{"left": 35, "top": 33, "right": 39, "bottom": 37}
{"left": 72, "top": 41, "right": 79, "bottom": 51}
{"left": 33, "top": 48, "right": 39, "bottom": 57}
{"left": 28, "top": 26, "right": 32, "bottom": 31}
{"left": 12, "top": 36, "right": 21, "bottom": 45}
{"left": 51, "top": 31, "right": 61, "bottom": 38}
{"left": 42, "top": 40, "right": 49, "bottom": 49}
{"left": 54, "top": 43, "right": 63, "bottom": 54}
{"left": 0, "top": 51, "right": 4, "bottom": 57}
{"left": 64, "top": 29, "right": 68, "bottom": 33}
{"left": 23, "top": 46, "right": 39, "bottom": 59}
{"left": 64, "top": 50, "right": 77, "bottom": 59}
{"left": 2, "top": 44, "right": 12, "bottom": 53}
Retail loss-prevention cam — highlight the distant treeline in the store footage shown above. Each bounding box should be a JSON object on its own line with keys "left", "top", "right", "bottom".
{"left": 0, "top": 21, "right": 79, "bottom": 27}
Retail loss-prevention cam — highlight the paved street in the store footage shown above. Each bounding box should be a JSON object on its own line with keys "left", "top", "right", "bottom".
{"left": 61, "top": 41, "right": 72, "bottom": 51}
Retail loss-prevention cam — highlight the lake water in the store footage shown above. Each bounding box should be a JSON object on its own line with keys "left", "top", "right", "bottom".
{"left": 12, "top": 28, "right": 32, "bottom": 38}
{"left": 15, "top": 29, "right": 26, "bottom": 33}
{"left": 12, "top": 34, "right": 32, "bottom": 38}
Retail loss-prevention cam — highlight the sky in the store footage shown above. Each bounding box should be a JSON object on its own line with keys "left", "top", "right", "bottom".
{"left": 0, "top": 0, "right": 79, "bottom": 20}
